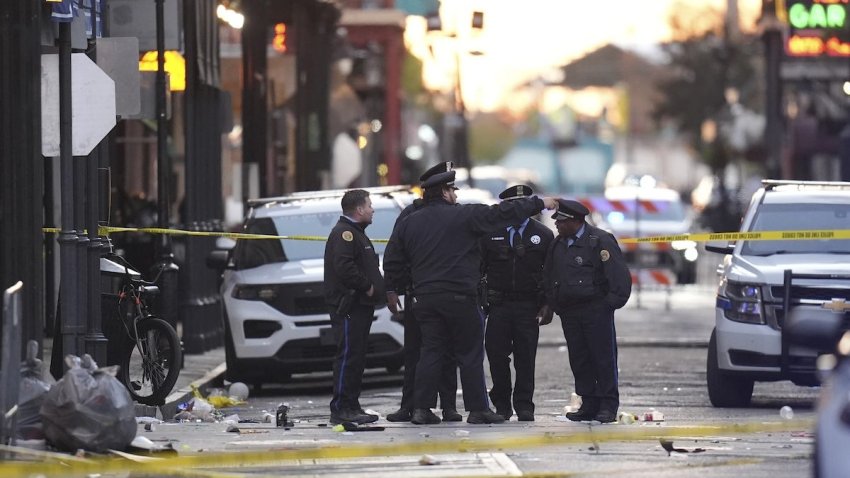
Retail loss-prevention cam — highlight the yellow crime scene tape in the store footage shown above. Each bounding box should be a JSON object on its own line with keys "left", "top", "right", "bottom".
{"left": 0, "top": 419, "right": 813, "bottom": 477}
{"left": 40, "top": 226, "right": 850, "bottom": 245}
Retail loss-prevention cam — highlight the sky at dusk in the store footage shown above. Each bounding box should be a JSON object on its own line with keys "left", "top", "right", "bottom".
{"left": 404, "top": 0, "right": 763, "bottom": 112}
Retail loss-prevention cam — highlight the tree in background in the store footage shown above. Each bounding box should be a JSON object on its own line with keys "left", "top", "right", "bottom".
{"left": 652, "top": 1, "right": 762, "bottom": 231}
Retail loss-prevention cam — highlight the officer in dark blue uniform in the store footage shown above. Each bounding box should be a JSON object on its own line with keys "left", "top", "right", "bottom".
{"left": 384, "top": 171, "right": 558, "bottom": 424}
{"left": 324, "top": 189, "right": 386, "bottom": 425}
{"left": 481, "top": 185, "right": 554, "bottom": 422}
{"left": 542, "top": 199, "right": 631, "bottom": 423}
{"left": 385, "top": 162, "right": 460, "bottom": 423}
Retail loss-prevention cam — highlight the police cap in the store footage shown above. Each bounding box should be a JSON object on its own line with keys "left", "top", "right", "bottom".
{"left": 419, "top": 161, "right": 453, "bottom": 182}
{"left": 551, "top": 199, "right": 589, "bottom": 220}
{"left": 421, "top": 170, "right": 457, "bottom": 189}
{"left": 498, "top": 184, "right": 534, "bottom": 200}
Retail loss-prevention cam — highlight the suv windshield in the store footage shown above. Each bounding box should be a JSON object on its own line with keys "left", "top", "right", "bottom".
{"left": 233, "top": 205, "right": 400, "bottom": 269}
{"left": 742, "top": 202, "right": 850, "bottom": 256}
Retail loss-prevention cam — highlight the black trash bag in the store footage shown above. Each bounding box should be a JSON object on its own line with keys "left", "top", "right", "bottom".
{"left": 40, "top": 354, "right": 137, "bottom": 452}
{"left": 17, "top": 341, "right": 52, "bottom": 440}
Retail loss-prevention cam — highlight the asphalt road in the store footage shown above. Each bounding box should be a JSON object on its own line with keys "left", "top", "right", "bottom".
{"left": 133, "top": 286, "right": 821, "bottom": 478}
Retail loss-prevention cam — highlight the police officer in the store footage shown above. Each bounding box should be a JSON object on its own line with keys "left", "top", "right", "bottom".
{"left": 384, "top": 170, "right": 558, "bottom": 424}
{"left": 324, "top": 189, "right": 385, "bottom": 425}
{"left": 481, "top": 185, "right": 554, "bottom": 422}
{"left": 386, "top": 162, "right": 460, "bottom": 423}
{"left": 542, "top": 199, "right": 631, "bottom": 423}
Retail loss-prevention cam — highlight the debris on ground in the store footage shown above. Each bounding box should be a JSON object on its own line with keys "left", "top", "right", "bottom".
{"left": 17, "top": 341, "right": 52, "bottom": 441}
{"left": 659, "top": 438, "right": 706, "bottom": 456}
{"left": 780, "top": 406, "right": 794, "bottom": 420}
{"left": 419, "top": 454, "right": 439, "bottom": 465}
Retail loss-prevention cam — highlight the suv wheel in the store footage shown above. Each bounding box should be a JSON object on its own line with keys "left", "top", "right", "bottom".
{"left": 707, "top": 329, "right": 754, "bottom": 407}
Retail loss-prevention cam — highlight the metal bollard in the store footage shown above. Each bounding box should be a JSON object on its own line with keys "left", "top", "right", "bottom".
{"left": 0, "top": 281, "right": 23, "bottom": 448}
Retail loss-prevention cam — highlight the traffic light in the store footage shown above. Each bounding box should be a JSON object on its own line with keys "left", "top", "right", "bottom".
{"left": 272, "top": 23, "right": 288, "bottom": 53}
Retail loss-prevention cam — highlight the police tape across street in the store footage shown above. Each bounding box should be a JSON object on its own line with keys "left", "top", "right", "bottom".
{"left": 40, "top": 226, "right": 850, "bottom": 244}
{"left": 0, "top": 419, "right": 814, "bottom": 477}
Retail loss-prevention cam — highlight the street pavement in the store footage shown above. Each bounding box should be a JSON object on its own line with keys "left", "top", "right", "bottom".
{"left": 115, "top": 285, "right": 819, "bottom": 478}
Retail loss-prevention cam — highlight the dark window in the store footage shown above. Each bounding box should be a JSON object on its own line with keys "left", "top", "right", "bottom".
{"left": 232, "top": 218, "right": 286, "bottom": 270}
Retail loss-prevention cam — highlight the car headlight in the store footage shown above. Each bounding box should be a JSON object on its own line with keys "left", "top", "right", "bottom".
{"left": 717, "top": 280, "right": 765, "bottom": 324}
{"left": 233, "top": 284, "right": 279, "bottom": 301}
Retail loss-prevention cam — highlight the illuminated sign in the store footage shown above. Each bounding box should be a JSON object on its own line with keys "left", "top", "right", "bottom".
{"left": 138, "top": 51, "right": 186, "bottom": 92}
{"left": 272, "top": 23, "right": 288, "bottom": 53}
{"left": 784, "top": 0, "right": 850, "bottom": 58}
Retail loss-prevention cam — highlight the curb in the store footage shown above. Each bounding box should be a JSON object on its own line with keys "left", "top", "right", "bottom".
{"left": 135, "top": 362, "right": 227, "bottom": 419}
{"left": 539, "top": 338, "right": 708, "bottom": 349}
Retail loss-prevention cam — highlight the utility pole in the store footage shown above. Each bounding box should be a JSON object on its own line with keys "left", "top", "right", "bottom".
{"left": 762, "top": 0, "right": 783, "bottom": 179}
{"left": 153, "top": 0, "right": 180, "bottom": 328}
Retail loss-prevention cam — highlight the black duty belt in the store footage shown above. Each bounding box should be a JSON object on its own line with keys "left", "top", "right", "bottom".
{"left": 489, "top": 290, "right": 538, "bottom": 302}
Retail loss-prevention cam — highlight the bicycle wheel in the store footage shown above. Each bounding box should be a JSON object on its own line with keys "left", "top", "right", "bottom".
{"left": 120, "top": 318, "right": 182, "bottom": 405}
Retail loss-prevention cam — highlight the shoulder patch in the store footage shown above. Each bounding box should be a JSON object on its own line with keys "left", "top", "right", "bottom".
{"left": 342, "top": 231, "right": 354, "bottom": 242}
{"left": 600, "top": 249, "right": 610, "bottom": 262}
{"left": 530, "top": 234, "right": 541, "bottom": 244}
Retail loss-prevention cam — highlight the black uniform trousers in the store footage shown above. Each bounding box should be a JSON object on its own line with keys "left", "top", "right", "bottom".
{"left": 558, "top": 302, "right": 619, "bottom": 414}
{"left": 485, "top": 299, "right": 540, "bottom": 414}
{"left": 329, "top": 302, "right": 374, "bottom": 413}
{"left": 399, "top": 296, "right": 458, "bottom": 411}
{"left": 413, "top": 293, "right": 489, "bottom": 412}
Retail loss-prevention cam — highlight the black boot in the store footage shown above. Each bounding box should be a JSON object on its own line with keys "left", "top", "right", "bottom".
{"left": 411, "top": 408, "right": 441, "bottom": 425}
{"left": 467, "top": 409, "right": 505, "bottom": 424}
{"left": 386, "top": 408, "right": 413, "bottom": 422}
{"left": 442, "top": 408, "right": 462, "bottom": 422}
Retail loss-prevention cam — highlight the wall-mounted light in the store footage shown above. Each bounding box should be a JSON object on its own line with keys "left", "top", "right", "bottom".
{"left": 217, "top": 3, "right": 244, "bottom": 29}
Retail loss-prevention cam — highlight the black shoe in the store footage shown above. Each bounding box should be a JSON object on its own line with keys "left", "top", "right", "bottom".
{"left": 411, "top": 408, "right": 441, "bottom": 425}
{"left": 386, "top": 408, "right": 412, "bottom": 422}
{"left": 330, "top": 409, "right": 378, "bottom": 425}
{"left": 594, "top": 410, "right": 617, "bottom": 423}
{"left": 565, "top": 408, "right": 598, "bottom": 422}
{"left": 516, "top": 410, "right": 535, "bottom": 422}
{"left": 495, "top": 408, "right": 513, "bottom": 421}
{"left": 467, "top": 409, "right": 505, "bottom": 424}
{"left": 442, "top": 409, "right": 463, "bottom": 422}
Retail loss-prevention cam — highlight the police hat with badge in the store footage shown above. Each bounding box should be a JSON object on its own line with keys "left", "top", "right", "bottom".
{"left": 419, "top": 161, "right": 453, "bottom": 183}
{"left": 498, "top": 184, "right": 534, "bottom": 201}
{"left": 421, "top": 169, "right": 458, "bottom": 190}
{"left": 551, "top": 199, "right": 589, "bottom": 221}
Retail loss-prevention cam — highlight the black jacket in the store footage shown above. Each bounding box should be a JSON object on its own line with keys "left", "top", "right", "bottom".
{"left": 480, "top": 218, "right": 553, "bottom": 302}
{"left": 543, "top": 223, "right": 631, "bottom": 312}
{"left": 324, "top": 217, "right": 386, "bottom": 309}
{"left": 383, "top": 199, "right": 423, "bottom": 294}
{"left": 384, "top": 196, "right": 545, "bottom": 297}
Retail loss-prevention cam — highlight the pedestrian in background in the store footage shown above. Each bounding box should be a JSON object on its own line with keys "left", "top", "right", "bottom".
{"left": 542, "top": 199, "right": 631, "bottom": 423}
{"left": 384, "top": 170, "right": 558, "bottom": 425}
{"left": 481, "top": 185, "right": 554, "bottom": 422}
{"left": 385, "top": 162, "right": 460, "bottom": 423}
{"left": 324, "top": 189, "right": 385, "bottom": 425}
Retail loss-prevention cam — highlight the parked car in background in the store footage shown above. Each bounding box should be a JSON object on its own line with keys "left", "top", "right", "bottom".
{"left": 592, "top": 185, "right": 698, "bottom": 284}
{"left": 209, "top": 186, "right": 412, "bottom": 388}
{"left": 453, "top": 165, "right": 543, "bottom": 198}
{"left": 705, "top": 180, "right": 850, "bottom": 407}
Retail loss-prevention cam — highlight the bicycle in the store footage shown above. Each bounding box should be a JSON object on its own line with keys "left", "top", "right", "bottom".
{"left": 113, "top": 256, "right": 182, "bottom": 406}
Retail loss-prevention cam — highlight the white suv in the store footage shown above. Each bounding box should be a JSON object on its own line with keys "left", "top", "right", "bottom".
{"left": 214, "top": 187, "right": 412, "bottom": 387}
{"left": 706, "top": 180, "right": 850, "bottom": 407}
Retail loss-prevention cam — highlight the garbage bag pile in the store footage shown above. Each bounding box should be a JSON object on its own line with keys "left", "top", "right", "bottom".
{"left": 40, "top": 354, "right": 137, "bottom": 452}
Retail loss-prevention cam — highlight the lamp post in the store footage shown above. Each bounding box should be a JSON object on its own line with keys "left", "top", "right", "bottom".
{"left": 153, "top": 0, "right": 179, "bottom": 330}
{"left": 428, "top": 10, "right": 483, "bottom": 178}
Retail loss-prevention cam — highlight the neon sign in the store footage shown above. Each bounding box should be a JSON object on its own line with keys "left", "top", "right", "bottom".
{"left": 784, "top": 0, "right": 850, "bottom": 58}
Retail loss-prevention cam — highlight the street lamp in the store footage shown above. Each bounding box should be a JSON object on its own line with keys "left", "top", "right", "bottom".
{"left": 426, "top": 10, "right": 484, "bottom": 178}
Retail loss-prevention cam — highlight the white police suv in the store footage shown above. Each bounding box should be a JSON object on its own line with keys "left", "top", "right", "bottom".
{"left": 706, "top": 180, "right": 850, "bottom": 407}
{"left": 214, "top": 187, "right": 412, "bottom": 386}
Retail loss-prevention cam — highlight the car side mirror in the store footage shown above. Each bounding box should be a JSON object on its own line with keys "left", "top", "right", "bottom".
{"left": 784, "top": 306, "right": 843, "bottom": 351}
{"left": 207, "top": 250, "right": 232, "bottom": 271}
{"left": 705, "top": 243, "right": 735, "bottom": 254}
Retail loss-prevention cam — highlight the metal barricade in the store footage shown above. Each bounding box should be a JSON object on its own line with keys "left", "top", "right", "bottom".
{"left": 0, "top": 281, "right": 23, "bottom": 447}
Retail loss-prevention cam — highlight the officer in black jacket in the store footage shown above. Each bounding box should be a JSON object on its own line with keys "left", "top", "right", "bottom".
{"left": 481, "top": 185, "right": 554, "bottom": 422}
{"left": 542, "top": 199, "right": 631, "bottom": 423}
{"left": 324, "top": 189, "right": 386, "bottom": 425}
{"left": 384, "top": 170, "right": 558, "bottom": 425}
{"left": 385, "top": 162, "right": 460, "bottom": 423}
